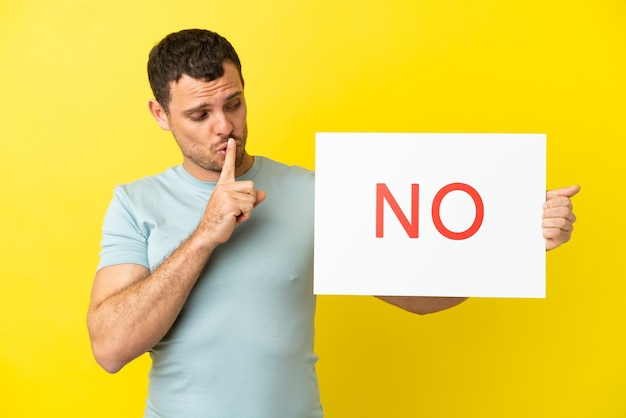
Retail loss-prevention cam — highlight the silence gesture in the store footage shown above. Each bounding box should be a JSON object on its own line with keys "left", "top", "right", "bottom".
{"left": 200, "top": 138, "right": 266, "bottom": 246}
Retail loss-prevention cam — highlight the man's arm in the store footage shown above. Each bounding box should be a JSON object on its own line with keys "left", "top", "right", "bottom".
{"left": 375, "top": 296, "right": 468, "bottom": 315}
{"left": 87, "top": 139, "right": 265, "bottom": 373}
{"left": 87, "top": 237, "right": 217, "bottom": 373}
{"left": 377, "top": 185, "right": 581, "bottom": 315}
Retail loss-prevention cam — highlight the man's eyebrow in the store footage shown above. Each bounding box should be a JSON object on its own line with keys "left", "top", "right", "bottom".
{"left": 182, "top": 91, "right": 243, "bottom": 116}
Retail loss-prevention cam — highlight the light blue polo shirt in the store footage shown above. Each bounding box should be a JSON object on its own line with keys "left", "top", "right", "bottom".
{"left": 98, "top": 157, "right": 322, "bottom": 418}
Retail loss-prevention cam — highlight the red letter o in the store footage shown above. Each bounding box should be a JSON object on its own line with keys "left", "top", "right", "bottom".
{"left": 431, "top": 183, "right": 484, "bottom": 240}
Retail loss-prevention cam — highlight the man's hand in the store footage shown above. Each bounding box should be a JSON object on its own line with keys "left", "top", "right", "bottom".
{"left": 543, "top": 185, "right": 580, "bottom": 250}
{"left": 200, "top": 138, "right": 266, "bottom": 245}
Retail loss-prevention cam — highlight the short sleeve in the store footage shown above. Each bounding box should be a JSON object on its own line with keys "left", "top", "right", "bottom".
{"left": 97, "top": 186, "right": 150, "bottom": 271}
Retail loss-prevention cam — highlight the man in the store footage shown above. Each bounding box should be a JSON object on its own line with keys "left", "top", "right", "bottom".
{"left": 87, "top": 29, "right": 579, "bottom": 417}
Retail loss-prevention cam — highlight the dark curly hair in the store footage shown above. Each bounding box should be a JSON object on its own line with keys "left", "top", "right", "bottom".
{"left": 147, "top": 29, "right": 243, "bottom": 113}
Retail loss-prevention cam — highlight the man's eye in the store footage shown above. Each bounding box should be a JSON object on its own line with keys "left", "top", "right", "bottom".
{"left": 226, "top": 101, "right": 241, "bottom": 111}
{"left": 191, "top": 113, "right": 207, "bottom": 121}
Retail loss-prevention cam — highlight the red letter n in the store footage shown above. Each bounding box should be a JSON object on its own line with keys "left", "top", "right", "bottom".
{"left": 376, "top": 183, "right": 419, "bottom": 238}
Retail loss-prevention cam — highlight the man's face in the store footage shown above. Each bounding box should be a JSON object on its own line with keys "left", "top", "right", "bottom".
{"left": 150, "top": 62, "right": 250, "bottom": 181}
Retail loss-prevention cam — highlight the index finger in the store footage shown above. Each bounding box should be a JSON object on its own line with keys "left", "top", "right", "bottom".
{"left": 218, "top": 138, "right": 236, "bottom": 184}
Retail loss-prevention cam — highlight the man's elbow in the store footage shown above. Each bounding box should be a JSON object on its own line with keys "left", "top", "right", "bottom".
{"left": 87, "top": 322, "right": 132, "bottom": 373}
{"left": 90, "top": 340, "right": 129, "bottom": 374}
{"left": 87, "top": 311, "right": 135, "bottom": 373}
{"left": 405, "top": 306, "right": 439, "bottom": 316}
{"left": 376, "top": 296, "right": 468, "bottom": 315}
{"left": 396, "top": 303, "right": 446, "bottom": 315}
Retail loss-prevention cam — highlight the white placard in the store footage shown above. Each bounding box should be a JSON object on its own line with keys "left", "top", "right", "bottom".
{"left": 314, "top": 133, "right": 546, "bottom": 298}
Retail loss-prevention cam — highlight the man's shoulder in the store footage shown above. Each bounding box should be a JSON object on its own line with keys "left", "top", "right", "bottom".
{"left": 111, "top": 166, "right": 187, "bottom": 204}
{"left": 256, "top": 156, "right": 314, "bottom": 181}
{"left": 116, "top": 166, "right": 181, "bottom": 191}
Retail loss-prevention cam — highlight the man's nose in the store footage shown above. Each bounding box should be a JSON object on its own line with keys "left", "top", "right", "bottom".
{"left": 213, "top": 111, "right": 233, "bottom": 136}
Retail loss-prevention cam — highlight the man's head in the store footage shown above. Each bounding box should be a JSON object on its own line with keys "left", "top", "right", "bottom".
{"left": 148, "top": 29, "right": 243, "bottom": 114}
{"left": 147, "top": 29, "right": 252, "bottom": 182}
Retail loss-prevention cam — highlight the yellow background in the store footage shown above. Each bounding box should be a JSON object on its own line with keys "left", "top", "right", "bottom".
{"left": 1, "top": 0, "right": 624, "bottom": 416}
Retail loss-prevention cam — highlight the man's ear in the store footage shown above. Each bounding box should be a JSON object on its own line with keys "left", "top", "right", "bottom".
{"left": 148, "top": 99, "right": 171, "bottom": 131}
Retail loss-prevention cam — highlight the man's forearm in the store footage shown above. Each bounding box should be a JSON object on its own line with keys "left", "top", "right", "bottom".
{"left": 88, "top": 231, "right": 218, "bottom": 373}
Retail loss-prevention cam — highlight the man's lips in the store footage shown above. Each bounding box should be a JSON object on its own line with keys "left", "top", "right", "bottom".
{"left": 217, "top": 139, "right": 239, "bottom": 156}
